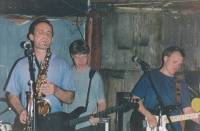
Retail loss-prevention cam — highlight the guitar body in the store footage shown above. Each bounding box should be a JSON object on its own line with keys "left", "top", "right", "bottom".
{"left": 130, "top": 109, "right": 145, "bottom": 131}
{"left": 12, "top": 106, "right": 86, "bottom": 131}
{"left": 145, "top": 115, "right": 168, "bottom": 131}
{"left": 191, "top": 97, "right": 200, "bottom": 112}
{"left": 130, "top": 105, "right": 178, "bottom": 131}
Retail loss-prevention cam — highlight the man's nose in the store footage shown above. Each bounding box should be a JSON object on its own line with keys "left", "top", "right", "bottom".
{"left": 79, "top": 58, "right": 83, "bottom": 62}
{"left": 43, "top": 32, "right": 49, "bottom": 38}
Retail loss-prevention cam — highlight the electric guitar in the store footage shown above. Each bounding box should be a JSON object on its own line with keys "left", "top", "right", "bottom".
{"left": 130, "top": 105, "right": 200, "bottom": 131}
{"left": 63, "top": 102, "right": 139, "bottom": 131}
{"left": 145, "top": 112, "right": 200, "bottom": 131}
{"left": 14, "top": 102, "right": 139, "bottom": 131}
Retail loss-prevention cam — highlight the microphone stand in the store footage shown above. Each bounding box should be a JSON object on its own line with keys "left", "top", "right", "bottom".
{"left": 25, "top": 47, "right": 37, "bottom": 131}
{"left": 141, "top": 62, "right": 176, "bottom": 131}
{"left": 0, "top": 107, "right": 11, "bottom": 115}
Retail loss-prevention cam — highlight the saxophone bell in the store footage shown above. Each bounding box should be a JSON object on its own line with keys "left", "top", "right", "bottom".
{"left": 37, "top": 98, "right": 51, "bottom": 117}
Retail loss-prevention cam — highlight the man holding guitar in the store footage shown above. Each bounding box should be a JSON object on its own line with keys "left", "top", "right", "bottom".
{"left": 63, "top": 39, "right": 106, "bottom": 131}
{"left": 130, "top": 46, "right": 200, "bottom": 131}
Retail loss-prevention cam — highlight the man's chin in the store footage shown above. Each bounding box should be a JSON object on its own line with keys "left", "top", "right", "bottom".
{"left": 76, "top": 66, "right": 87, "bottom": 71}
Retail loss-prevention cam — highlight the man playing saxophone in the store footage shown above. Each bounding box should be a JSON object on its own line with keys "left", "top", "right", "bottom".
{"left": 6, "top": 18, "right": 76, "bottom": 131}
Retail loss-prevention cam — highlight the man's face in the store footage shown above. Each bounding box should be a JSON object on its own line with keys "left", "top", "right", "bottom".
{"left": 72, "top": 54, "right": 88, "bottom": 71}
{"left": 29, "top": 22, "right": 53, "bottom": 50}
{"left": 163, "top": 51, "right": 183, "bottom": 76}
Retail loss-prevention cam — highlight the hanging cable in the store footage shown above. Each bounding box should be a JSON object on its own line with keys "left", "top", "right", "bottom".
{"left": 76, "top": 16, "right": 84, "bottom": 40}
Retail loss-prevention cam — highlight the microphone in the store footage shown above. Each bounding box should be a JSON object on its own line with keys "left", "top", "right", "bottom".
{"left": 132, "top": 56, "right": 143, "bottom": 64}
{"left": 20, "top": 41, "right": 32, "bottom": 50}
{"left": 132, "top": 56, "right": 150, "bottom": 72}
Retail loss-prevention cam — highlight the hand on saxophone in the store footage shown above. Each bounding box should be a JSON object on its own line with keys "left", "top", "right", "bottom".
{"left": 40, "top": 80, "right": 57, "bottom": 95}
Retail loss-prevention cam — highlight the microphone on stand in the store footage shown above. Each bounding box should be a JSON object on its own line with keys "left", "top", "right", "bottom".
{"left": 132, "top": 56, "right": 143, "bottom": 64}
{"left": 20, "top": 41, "right": 32, "bottom": 50}
{"left": 132, "top": 56, "right": 150, "bottom": 72}
{"left": 20, "top": 41, "right": 33, "bottom": 56}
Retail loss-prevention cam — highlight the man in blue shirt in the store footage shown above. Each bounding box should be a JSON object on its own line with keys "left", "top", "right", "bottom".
{"left": 6, "top": 18, "right": 76, "bottom": 131}
{"left": 131, "top": 46, "right": 200, "bottom": 131}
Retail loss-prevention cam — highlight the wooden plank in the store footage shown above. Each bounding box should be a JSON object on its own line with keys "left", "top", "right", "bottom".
{"left": 90, "top": 0, "right": 165, "bottom": 3}
{"left": 86, "top": 11, "right": 102, "bottom": 71}
{"left": 147, "top": 13, "right": 162, "bottom": 67}
{"left": 100, "top": 69, "right": 125, "bottom": 131}
{"left": 101, "top": 12, "right": 118, "bottom": 69}
{"left": 91, "top": 0, "right": 134, "bottom": 3}
{"left": 194, "top": 16, "right": 200, "bottom": 70}
{"left": 132, "top": 13, "right": 149, "bottom": 46}
{"left": 117, "top": 12, "right": 133, "bottom": 49}
{"left": 180, "top": 15, "right": 196, "bottom": 70}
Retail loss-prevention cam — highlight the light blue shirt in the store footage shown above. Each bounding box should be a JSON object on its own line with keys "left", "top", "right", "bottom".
{"left": 6, "top": 53, "right": 76, "bottom": 113}
{"left": 63, "top": 66, "right": 105, "bottom": 130}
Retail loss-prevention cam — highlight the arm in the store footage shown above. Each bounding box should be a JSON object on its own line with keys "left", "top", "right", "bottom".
{"left": 54, "top": 86, "right": 75, "bottom": 104}
{"left": 40, "top": 80, "right": 75, "bottom": 104}
{"left": 8, "top": 93, "right": 27, "bottom": 124}
{"left": 131, "top": 95, "right": 158, "bottom": 128}
{"left": 97, "top": 100, "right": 106, "bottom": 112}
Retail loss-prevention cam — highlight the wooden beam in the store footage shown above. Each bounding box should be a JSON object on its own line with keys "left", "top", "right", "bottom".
{"left": 86, "top": 11, "right": 102, "bottom": 71}
{"left": 90, "top": 0, "right": 165, "bottom": 3}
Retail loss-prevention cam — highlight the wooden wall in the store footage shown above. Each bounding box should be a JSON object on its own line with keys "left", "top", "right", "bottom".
{"left": 99, "top": 9, "right": 200, "bottom": 131}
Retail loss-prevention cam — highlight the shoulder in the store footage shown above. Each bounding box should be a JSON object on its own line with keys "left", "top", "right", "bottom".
{"left": 51, "top": 53, "right": 70, "bottom": 66}
{"left": 90, "top": 68, "right": 102, "bottom": 80}
{"left": 51, "top": 53, "right": 67, "bottom": 62}
{"left": 150, "top": 69, "right": 160, "bottom": 75}
{"left": 179, "top": 79, "right": 188, "bottom": 88}
{"left": 13, "top": 57, "right": 28, "bottom": 68}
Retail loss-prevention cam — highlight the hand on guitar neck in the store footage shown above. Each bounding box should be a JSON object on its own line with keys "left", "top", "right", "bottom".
{"left": 130, "top": 105, "right": 200, "bottom": 131}
{"left": 146, "top": 112, "right": 200, "bottom": 131}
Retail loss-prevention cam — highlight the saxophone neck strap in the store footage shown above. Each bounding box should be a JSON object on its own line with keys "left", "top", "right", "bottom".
{"left": 35, "top": 56, "right": 40, "bottom": 70}
{"left": 34, "top": 49, "right": 52, "bottom": 70}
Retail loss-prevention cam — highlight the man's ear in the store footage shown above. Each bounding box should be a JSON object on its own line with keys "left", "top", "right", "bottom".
{"left": 29, "top": 34, "right": 34, "bottom": 41}
{"left": 164, "top": 56, "right": 168, "bottom": 62}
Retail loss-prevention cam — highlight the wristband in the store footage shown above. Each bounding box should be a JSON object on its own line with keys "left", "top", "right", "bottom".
{"left": 19, "top": 109, "right": 25, "bottom": 115}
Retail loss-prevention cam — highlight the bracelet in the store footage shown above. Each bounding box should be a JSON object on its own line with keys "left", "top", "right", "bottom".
{"left": 54, "top": 86, "right": 58, "bottom": 95}
{"left": 19, "top": 109, "right": 25, "bottom": 115}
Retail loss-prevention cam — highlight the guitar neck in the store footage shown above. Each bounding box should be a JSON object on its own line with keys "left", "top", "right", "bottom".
{"left": 164, "top": 112, "right": 200, "bottom": 123}
{"left": 69, "top": 104, "right": 130, "bottom": 126}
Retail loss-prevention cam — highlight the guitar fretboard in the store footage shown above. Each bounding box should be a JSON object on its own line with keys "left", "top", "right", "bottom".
{"left": 69, "top": 103, "right": 136, "bottom": 126}
{"left": 164, "top": 112, "right": 200, "bottom": 123}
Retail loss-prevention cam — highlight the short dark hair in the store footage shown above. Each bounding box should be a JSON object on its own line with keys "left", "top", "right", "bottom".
{"left": 162, "top": 46, "right": 185, "bottom": 58}
{"left": 27, "top": 18, "right": 54, "bottom": 38}
{"left": 69, "top": 39, "right": 90, "bottom": 55}
{"left": 160, "top": 46, "right": 185, "bottom": 68}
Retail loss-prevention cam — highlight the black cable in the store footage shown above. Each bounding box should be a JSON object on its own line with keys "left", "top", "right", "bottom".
{"left": 76, "top": 16, "right": 84, "bottom": 40}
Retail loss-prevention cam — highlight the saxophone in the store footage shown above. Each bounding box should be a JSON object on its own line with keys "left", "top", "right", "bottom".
{"left": 36, "top": 48, "right": 52, "bottom": 117}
